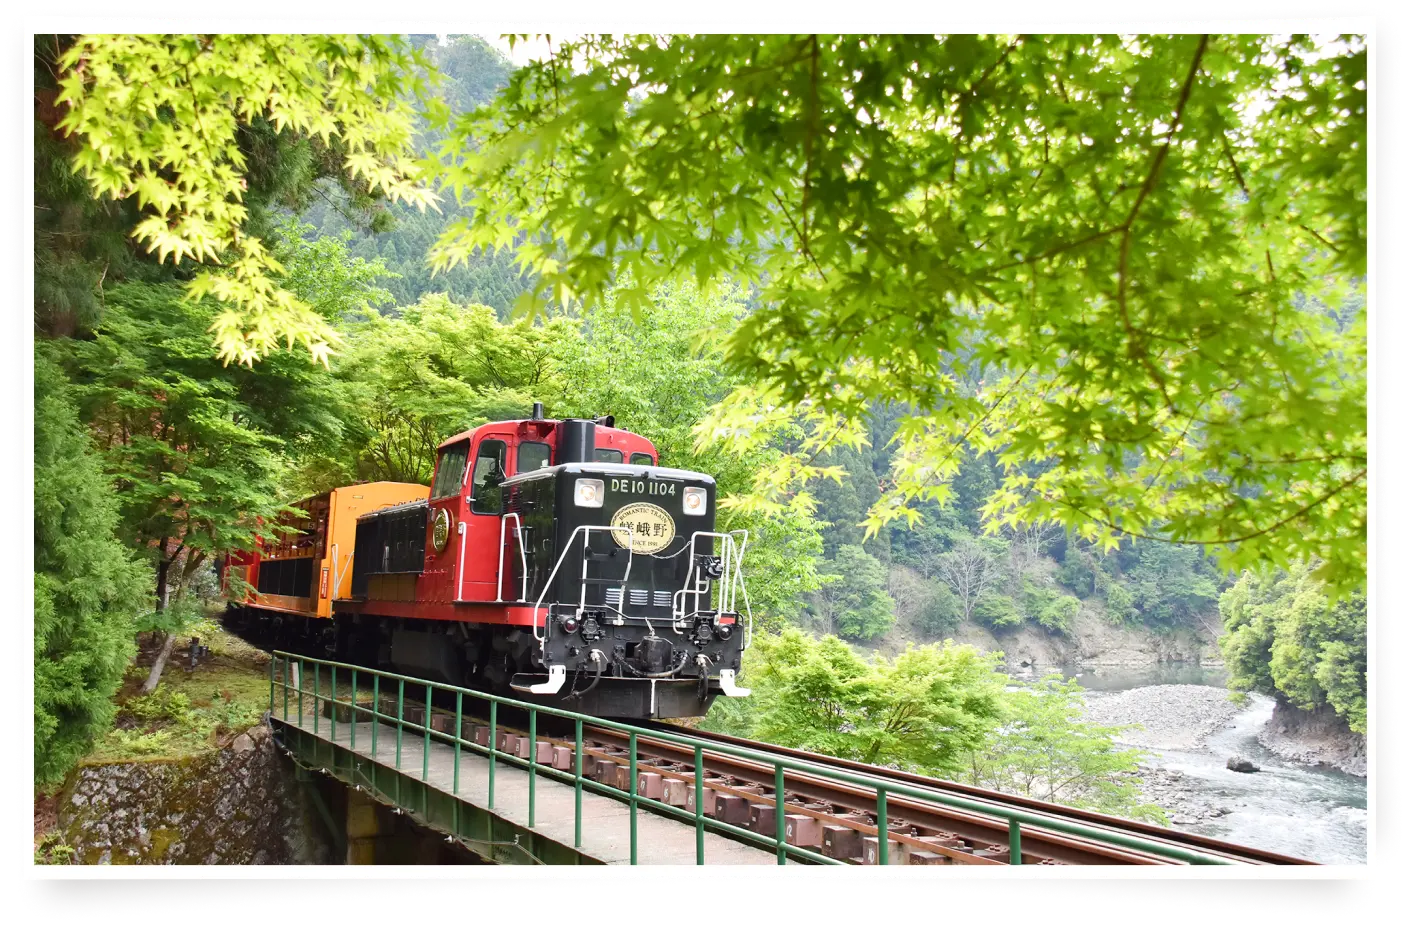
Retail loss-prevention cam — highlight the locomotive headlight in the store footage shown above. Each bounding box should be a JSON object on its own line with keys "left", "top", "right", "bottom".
{"left": 574, "top": 478, "right": 605, "bottom": 508}
{"left": 682, "top": 487, "right": 707, "bottom": 516}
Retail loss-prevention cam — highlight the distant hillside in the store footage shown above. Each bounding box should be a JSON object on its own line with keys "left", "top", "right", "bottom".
{"left": 297, "top": 35, "right": 533, "bottom": 315}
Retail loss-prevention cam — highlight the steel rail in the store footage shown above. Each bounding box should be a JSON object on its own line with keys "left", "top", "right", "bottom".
{"left": 642, "top": 721, "right": 1314, "bottom": 866}
{"left": 580, "top": 725, "right": 1158, "bottom": 865}
{"left": 267, "top": 651, "right": 1278, "bottom": 867}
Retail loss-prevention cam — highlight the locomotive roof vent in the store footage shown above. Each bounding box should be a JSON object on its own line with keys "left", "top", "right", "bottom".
{"left": 531, "top": 401, "right": 545, "bottom": 420}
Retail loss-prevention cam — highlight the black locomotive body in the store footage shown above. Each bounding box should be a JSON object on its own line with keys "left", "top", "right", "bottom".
{"left": 504, "top": 460, "right": 748, "bottom": 717}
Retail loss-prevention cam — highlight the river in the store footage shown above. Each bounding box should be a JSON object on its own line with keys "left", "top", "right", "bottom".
{"left": 1048, "top": 664, "right": 1368, "bottom": 865}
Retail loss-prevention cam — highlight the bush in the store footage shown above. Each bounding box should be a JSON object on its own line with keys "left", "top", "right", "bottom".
{"left": 1104, "top": 583, "right": 1138, "bottom": 625}
{"left": 34, "top": 349, "right": 150, "bottom": 788}
{"left": 1056, "top": 559, "right": 1096, "bottom": 598}
{"left": 972, "top": 593, "right": 1023, "bottom": 631}
{"left": 123, "top": 686, "right": 192, "bottom": 725}
{"left": 1022, "top": 580, "right": 1081, "bottom": 634}
{"left": 917, "top": 583, "right": 964, "bottom": 637}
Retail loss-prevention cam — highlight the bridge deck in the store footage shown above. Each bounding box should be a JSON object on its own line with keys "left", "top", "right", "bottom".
{"left": 278, "top": 705, "right": 776, "bottom": 865}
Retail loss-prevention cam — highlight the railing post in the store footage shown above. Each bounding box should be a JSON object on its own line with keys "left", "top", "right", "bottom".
{"left": 694, "top": 744, "right": 704, "bottom": 865}
{"left": 371, "top": 675, "right": 379, "bottom": 758}
{"left": 453, "top": 691, "right": 463, "bottom": 796}
{"left": 876, "top": 788, "right": 889, "bottom": 865}
{"left": 774, "top": 764, "right": 786, "bottom": 865}
{"left": 529, "top": 710, "right": 538, "bottom": 828}
{"left": 488, "top": 701, "right": 497, "bottom": 809}
{"left": 330, "top": 665, "right": 337, "bottom": 743}
{"left": 395, "top": 678, "right": 404, "bottom": 770}
{"left": 313, "top": 663, "right": 320, "bottom": 735}
{"left": 1008, "top": 819, "right": 1022, "bottom": 865}
{"left": 574, "top": 719, "right": 583, "bottom": 849}
{"left": 629, "top": 732, "right": 638, "bottom": 866}
{"left": 282, "top": 657, "right": 288, "bottom": 722}
{"left": 350, "top": 669, "right": 357, "bottom": 751}
{"left": 267, "top": 654, "right": 274, "bottom": 714}
{"left": 423, "top": 683, "right": 432, "bottom": 782}
{"left": 297, "top": 658, "right": 305, "bottom": 725}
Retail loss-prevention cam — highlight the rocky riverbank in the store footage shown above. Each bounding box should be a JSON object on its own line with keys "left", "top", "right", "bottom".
{"left": 1079, "top": 684, "right": 1245, "bottom": 827}
{"left": 1082, "top": 684, "right": 1242, "bottom": 750}
{"left": 1257, "top": 700, "right": 1367, "bottom": 778}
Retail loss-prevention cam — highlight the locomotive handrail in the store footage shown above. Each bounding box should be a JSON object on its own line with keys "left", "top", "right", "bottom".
{"left": 494, "top": 513, "right": 529, "bottom": 603}
{"left": 529, "top": 523, "right": 635, "bottom": 647}
{"left": 671, "top": 530, "right": 750, "bottom": 643}
{"left": 270, "top": 650, "right": 1247, "bottom": 867}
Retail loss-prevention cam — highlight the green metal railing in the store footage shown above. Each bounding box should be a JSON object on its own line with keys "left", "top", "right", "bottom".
{"left": 269, "top": 651, "right": 1239, "bottom": 866}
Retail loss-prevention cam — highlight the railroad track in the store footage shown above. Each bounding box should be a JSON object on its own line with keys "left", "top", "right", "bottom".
{"left": 329, "top": 689, "right": 1309, "bottom": 865}
{"left": 632, "top": 721, "right": 1312, "bottom": 866}
{"left": 245, "top": 624, "right": 1309, "bottom": 867}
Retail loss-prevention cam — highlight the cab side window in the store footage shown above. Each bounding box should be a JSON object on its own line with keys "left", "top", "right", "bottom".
{"left": 431, "top": 442, "right": 469, "bottom": 499}
{"left": 594, "top": 448, "right": 624, "bottom": 464}
{"left": 518, "top": 441, "right": 551, "bottom": 473}
{"left": 470, "top": 439, "right": 508, "bottom": 514}
{"left": 629, "top": 452, "right": 654, "bottom": 466}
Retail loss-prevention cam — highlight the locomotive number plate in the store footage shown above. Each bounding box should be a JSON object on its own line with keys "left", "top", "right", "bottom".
{"left": 610, "top": 502, "right": 676, "bottom": 554}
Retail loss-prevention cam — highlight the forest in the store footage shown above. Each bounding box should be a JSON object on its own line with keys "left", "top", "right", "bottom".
{"left": 34, "top": 34, "right": 1367, "bottom": 819}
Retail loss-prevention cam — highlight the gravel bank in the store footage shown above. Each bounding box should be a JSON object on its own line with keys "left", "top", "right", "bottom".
{"left": 1081, "top": 684, "right": 1242, "bottom": 750}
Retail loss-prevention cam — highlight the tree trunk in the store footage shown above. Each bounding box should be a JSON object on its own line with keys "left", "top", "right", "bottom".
{"left": 141, "top": 549, "right": 176, "bottom": 694}
{"left": 141, "top": 631, "right": 178, "bottom": 694}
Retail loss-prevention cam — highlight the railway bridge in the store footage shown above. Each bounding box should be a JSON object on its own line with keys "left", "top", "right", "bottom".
{"left": 266, "top": 651, "right": 1311, "bottom": 866}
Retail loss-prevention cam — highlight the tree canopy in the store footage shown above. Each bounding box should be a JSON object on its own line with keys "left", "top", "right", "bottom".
{"left": 55, "top": 34, "right": 437, "bottom": 365}
{"left": 428, "top": 34, "right": 1366, "bottom": 591}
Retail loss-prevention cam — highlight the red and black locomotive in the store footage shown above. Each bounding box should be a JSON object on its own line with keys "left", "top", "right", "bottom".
{"left": 222, "top": 405, "right": 752, "bottom": 719}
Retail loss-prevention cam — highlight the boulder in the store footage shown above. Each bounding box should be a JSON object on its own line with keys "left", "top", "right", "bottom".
{"left": 1226, "top": 755, "right": 1260, "bottom": 773}
{"left": 231, "top": 733, "right": 256, "bottom": 754}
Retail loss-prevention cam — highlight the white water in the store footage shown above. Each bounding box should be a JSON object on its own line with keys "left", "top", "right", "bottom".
{"left": 1049, "top": 665, "right": 1368, "bottom": 865}
{"left": 1144, "top": 694, "right": 1367, "bottom": 864}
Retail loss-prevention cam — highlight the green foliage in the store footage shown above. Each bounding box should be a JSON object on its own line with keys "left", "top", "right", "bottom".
{"left": 298, "top": 36, "right": 529, "bottom": 314}
{"left": 1104, "top": 583, "right": 1139, "bottom": 626}
{"left": 123, "top": 687, "right": 193, "bottom": 725}
{"left": 889, "top": 568, "right": 963, "bottom": 638}
{"left": 1022, "top": 581, "right": 1082, "bottom": 635}
{"left": 438, "top": 33, "right": 1367, "bottom": 592}
{"left": 51, "top": 282, "right": 345, "bottom": 600}
{"left": 34, "top": 833, "right": 77, "bottom": 866}
{"left": 551, "top": 281, "right": 830, "bottom": 627}
{"left": 813, "top": 545, "right": 896, "bottom": 641}
{"left": 1055, "top": 558, "right": 1096, "bottom": 598}
{"left": 333, "top": 293, "right": 574, "bottom": 485}
{"left": 56, "top": 34, "right": 437, "bottom": 364}
{"left": 34, "top": 350, "right": 151, "bottom": 787}
{"left": 704, "top": 628, "right": 1006, "bottom": 776}
{"left": 962, "top": 675, "right": 1166, "bottom": 822}
{"left": 972, "top": 593, "right": 1023, "bottom": 631}
{"left": 1220, "top": 565, "right": 1366, "bottom": 733}
{"left": 1123, "top": 543, "right": 1223, "bottom": 630}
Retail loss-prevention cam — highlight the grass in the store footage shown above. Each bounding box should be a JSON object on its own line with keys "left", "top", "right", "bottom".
{"left": 83, "top": 616, "right": 273, "bottom": 765}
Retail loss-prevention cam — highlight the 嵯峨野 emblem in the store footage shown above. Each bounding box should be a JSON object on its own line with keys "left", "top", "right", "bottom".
{"left": 609, "top": 502, "right": 676, "bottom": 554}
{"left": 431, "top": 508, "right": 453, "bottom": 553}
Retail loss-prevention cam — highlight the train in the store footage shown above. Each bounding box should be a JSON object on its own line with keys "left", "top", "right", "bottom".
{"left": 220, "top": 404, "right": 752, "bottom": 719}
